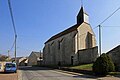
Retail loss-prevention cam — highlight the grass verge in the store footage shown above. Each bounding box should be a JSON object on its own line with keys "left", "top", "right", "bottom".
{"left": 109, "top": 72, "right": 120, "bottom": 75}
{"left": 70, "top": 64, "right": 93, "bottom": 70}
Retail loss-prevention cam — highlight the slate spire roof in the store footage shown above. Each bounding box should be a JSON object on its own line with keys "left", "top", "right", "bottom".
{"left": 45, "top": 7, "right": 90, "bottom": 43}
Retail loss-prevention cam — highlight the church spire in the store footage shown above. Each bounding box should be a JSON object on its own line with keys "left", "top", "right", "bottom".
{"left": 77, "top": 6, "right": 89, "bottom": 25}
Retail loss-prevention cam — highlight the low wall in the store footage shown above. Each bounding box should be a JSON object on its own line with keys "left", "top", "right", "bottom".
{"left": 78, "top": 46, "right": 98, "bottom": 64}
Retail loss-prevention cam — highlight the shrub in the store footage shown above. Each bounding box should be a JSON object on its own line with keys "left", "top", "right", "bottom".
{"left": 107, "top": 55, "right": 115, "bottom": 72}
{"left": 114, "top": 63, "right": 119, "bottom": 71}
{"left": 92, "top": 53, "right": 115, "bottom": 76}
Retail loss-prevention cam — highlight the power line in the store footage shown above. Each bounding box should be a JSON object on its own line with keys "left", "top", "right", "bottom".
{"left": 102, "top": 26, "right": 120, "bottom": 27}
{"left": 93, "top": 26, "right": 98, "bottom": 30}
{"left": 92, "top": 7, "right": 120, "bottom": 56}
{"left": 99, "top": 7, "right": 120, "bottom": 25}
{"left": 8, "top": 0, "right": 17, "bottom": 35}
{"left": 93, "top": 7, "right": 120, "bottom": 29}
{"left": 9, "top": 39, "right": 15, "bottom": 52}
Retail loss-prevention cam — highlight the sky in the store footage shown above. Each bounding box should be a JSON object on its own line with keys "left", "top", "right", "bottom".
{"left": 0, "top": 0, "right": 120, "bottom": 57}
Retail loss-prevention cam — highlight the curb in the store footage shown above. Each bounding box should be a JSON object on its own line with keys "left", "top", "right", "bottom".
{"left": 60, "top": 67, "right": 93, "bottom": 75}
{"left": 55, "top": 69, "right": 96, "bottom": 78}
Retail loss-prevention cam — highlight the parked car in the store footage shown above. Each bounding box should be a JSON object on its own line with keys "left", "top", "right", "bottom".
{"left": 4, "top": 62, "right": 17, "bottom": 73}
{"left": 0, "top": 62, "right": 5, "bottom": 72}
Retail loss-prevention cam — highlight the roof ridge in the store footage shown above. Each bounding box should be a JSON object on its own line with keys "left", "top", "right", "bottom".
{"left": 45, "top": 24, "right": 79, "bottom": 43}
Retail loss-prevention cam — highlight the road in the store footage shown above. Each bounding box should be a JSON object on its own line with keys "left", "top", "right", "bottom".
{"left": 19, "top": 67, "right": 120, "bottom": 80}
{"left": 19, "top": 66, "right": 97, "bottom": 80}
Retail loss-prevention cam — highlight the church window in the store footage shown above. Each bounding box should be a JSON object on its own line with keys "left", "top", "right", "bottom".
{"left": 58, "top": 41, "right": 60, "bottom": 50}
{"left": 86, "top": 32, "right": 93, "bottom": 48}
{"left": 58, "top": 38, "right": 64, "bottom": 50}
{"left": 48, "top": 44, "right": 50, "bottom": 54}
{"left": 51, "top": 41, "right": 54, "bottom": 46}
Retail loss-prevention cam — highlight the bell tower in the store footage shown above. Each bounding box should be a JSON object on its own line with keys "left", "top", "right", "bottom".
{"left": 77, "top": 6, "right": 89, "bottom": 25}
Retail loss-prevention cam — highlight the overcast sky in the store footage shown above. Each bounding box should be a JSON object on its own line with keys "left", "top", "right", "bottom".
{"left": 0, "top": 0, "right": 120, "bottom": 57}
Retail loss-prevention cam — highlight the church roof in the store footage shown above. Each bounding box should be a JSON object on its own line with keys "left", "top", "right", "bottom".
{"left": 45, "top": 24, "right": 78, "bottom": 44}
{"left": 45, "top": 22, "right": 90, "bottom": 44}
{"left": 45, "top": 7, "right": 90, "bottom": 44}
{"left": 79, "top": 6, "right": 89, "bottom": 16}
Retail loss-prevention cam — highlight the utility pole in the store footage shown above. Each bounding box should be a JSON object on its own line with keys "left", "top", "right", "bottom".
{"left": 15, "top": 35, "right": 17, "bottom": 64}
{"left": 40, "top": 50, "right": 41, "bottom": 59}
{"left": 8, "top": 50, "right": 10, "bottom": 61}
{"left": 97, "top": 7, "right": 120, "bottom": 56}
{"left": 8, "top": 0, "right": 17, "bottom": 64}
{"left": 39, "top": 50, "right": 42, "bottom": 65}
{"left": 99, "top": 25, "right": 102, "bottom": 56}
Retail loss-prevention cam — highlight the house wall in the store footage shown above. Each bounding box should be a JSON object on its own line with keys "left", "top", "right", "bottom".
{"left": 107, "top": 45, "right": 120, "bottom": 71}
{"left": 19, "top": 60, "right": 26, "bottom": 66}
{"left": 28, "top": 53, "right": 37, "bottom": 66}
{"left": 18, "top": 57, "right": 27, "bottom": 66}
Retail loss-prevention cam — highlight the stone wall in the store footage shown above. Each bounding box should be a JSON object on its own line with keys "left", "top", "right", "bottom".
{"left": 107, "top": 45, "right": 120, "bottom": 71}
{"left": 43, "top": 31, "right": 77, "bottom": 66}
{"left": 78, "top": 46, "right": 98, "bottom": 64}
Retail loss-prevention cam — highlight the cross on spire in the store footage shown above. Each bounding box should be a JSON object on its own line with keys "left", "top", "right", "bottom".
{"left": 81, "top": 0, "right": 83, "bottom": 7}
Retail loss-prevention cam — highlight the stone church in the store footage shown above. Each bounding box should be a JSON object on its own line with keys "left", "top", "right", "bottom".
{"left": 43, "top": 7, "right": 98, "bottom": 66}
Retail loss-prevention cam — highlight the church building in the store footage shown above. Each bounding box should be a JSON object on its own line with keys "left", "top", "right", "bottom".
{"left": 43, "top": 7, "right": 98, "bottom": 66}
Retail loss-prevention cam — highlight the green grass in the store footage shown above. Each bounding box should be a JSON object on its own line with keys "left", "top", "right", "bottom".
{"left": 70, "top": 64, "right": 93, "bottom": 70}
{"left": 109, "top": 72, "right": 120, "bottom": 75}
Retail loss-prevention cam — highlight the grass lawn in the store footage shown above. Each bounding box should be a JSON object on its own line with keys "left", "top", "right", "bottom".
{"left": 70, "top": 64, "right": 93, "bottom": 70}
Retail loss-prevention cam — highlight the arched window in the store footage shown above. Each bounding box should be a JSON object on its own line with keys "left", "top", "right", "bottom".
{"left": 58, "top": 38, "right": 64, "bottom": 50}
{"left": 86, "top": 32, "right": 93, "bottom": 48}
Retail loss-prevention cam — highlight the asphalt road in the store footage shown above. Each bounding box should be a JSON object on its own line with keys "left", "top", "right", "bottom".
{"left": 19, "top": 66, "right": 120, "bottom": 80}
{"left": 19, "top": 66, "right": 98, "bottom": 80}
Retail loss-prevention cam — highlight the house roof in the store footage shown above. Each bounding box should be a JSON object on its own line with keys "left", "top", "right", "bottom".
{"left": 107, "top": 45, "right": 120, "bottom": 54}
{"left": 19, "top": 57, "right": 27, "bottom": 63}
{"left": 32, "top": 51, "right": 43, "bottom": 58}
